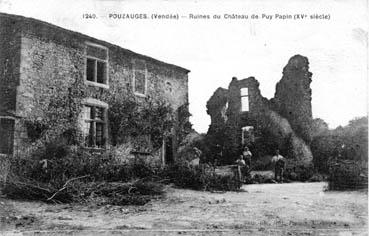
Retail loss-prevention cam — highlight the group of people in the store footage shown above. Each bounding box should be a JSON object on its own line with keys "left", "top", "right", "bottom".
{"left": 192, "top": 144, "right": 287, "bottom": 182}
{"left": 235, "top": 146, "right": 252, "bottom": 182}
{"left": 235, "top": 147, "right": 286, "bottom": 183}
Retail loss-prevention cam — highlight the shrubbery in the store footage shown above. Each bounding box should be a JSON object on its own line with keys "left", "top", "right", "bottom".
{"left": 108, "top": 94, "right": 174, "bottom": 149}
{"left": 328, "top": 160, "right": 368, "bottom": 190}
{"left": 311, "top": 117, "right": 368, "bottom": 174}
{"left": 309, "top": 117, "right": 368, "bottom": 190}
{"left": 3, "top": 139, "right": 242, "bottom": 205}
{"left": 162, "top": 162, "right": 242, "bottom": 191}
{"left": 8, "top": 144, "right": 160, "bottom": 185}
{"left": 284, "top": 165, "right": 315, "bottom": 182}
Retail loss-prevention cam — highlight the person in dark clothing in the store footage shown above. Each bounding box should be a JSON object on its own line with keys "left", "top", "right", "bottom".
{"left": 240, "top": 146, "right": 252, "bottom": 181}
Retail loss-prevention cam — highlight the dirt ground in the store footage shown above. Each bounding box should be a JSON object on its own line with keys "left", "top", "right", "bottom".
{"left": 0, "top": 182, "right": 367, "bottom": 235}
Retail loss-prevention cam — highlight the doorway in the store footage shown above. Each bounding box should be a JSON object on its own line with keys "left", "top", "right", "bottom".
{"left": 165, "top": 137, "right": 174, "bottom": 164}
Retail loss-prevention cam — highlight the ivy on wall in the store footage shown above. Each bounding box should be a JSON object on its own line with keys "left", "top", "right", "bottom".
{"left": 108, "top": 92, "right": 174, "bottom": 150}
{"left": 25, "top": 79, "right": 178, "bottom": 152}
{"left": 24, "top": 74, "right": 86, "bottom": 150}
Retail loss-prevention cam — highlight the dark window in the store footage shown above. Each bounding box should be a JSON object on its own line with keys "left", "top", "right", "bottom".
{"left": 0, "top": 118, "right": 14, "bottom": 154}
{"left": 85, "top": 44, "right": 108, "bottom": 85}
{"left": 86, "top": 58, "right": 95, "bottom": 82}
{"left": 83, "top": 105, "right": 106, "bottom": 148}
{"left": 95, "top": 107, "right": 104, "bottom": 120}
{"left": 165, "top": 137, "right": 174, "bottom": 164}
{"left": 96, "top": 123, "right": 104, "bottom": 147}
{"left": 96, "top": 61, "right": 106, "bottom": 83}
{"left": 0, "top": 87, "right": 16, "bottom": 111}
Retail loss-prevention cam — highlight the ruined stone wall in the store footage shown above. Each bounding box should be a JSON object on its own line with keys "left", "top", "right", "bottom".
{"left": 272, "top": 55, "right": 313, "bottom": 144}
{"left": 206, "top": 87, "right": 228, "bottom": 132}
{"left": 234, "top": 77, "right": 270, "bottom": 135}
{"left": 205, "top": 88, "right": 229, "bottom": 162}
{"left": 206, "top": 77, "right": 273, "bottom": 163}
{"left": 206, "top": 55, "right": 314, "bottom": 165}
{"left": 224, "top": 77, "right": 267, "bottom": 159}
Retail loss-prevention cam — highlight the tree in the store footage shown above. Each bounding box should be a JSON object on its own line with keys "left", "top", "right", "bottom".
{"left": 311, "top": 118, "right": 329, "bottom": 137}
{"left": 311, "top": 116, "right": 368, "bottom": 173}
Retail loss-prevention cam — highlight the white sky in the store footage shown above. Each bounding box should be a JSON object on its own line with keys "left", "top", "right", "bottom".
{"left": 1, "top": 0, "right": 367, "bottom": 133}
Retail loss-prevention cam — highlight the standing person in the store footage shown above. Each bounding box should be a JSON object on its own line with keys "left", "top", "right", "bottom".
{"left": 272, "top": 149, "right": 286, "bottom": 182}
{"left": 241, "top": 146, "right": 252, "bottom": 180}
{"left": 242, "top": 146, "right": 252, "bottom": 168}
{"left": 190, "top": 147, "right": 202, "bottom": 166}
{"left": 235, "top": 155, "right": 246, "bottom": 182}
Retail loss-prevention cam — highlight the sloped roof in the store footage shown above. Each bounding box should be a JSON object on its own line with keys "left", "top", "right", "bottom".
{"left": 0, "top": 12, "right": 190, "bottom": 74}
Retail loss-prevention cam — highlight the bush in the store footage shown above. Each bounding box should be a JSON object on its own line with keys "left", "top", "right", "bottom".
{"left": 284, "top": 165, "right": 315, "bottom": 182}
{"left": 328, "top": 160, "right": 368, "bottom": 190}
{"left": 108, "top": 95, "right": 174, "bottom": 149}
{"left": 311, "top": 134, "right": 343, "bottom": 173}
{"left": 162, "top": 162, "right": 242, "bottom": 191}
{"left": 308, "top": 173, "right": 327, "bottom": 182}
{"left": 311, "top": 116, "right": 368, "bottom": 173}
{"left": 251, "top": 157, "right": 273, "bottom": 171}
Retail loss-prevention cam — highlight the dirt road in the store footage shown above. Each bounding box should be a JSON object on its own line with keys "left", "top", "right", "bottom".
{"left": 0, "top": 182, "right": 367, "bottom": 235}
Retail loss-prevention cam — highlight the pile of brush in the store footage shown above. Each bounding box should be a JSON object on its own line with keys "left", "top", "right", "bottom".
{"left": 2, "top": 173, "right": 165, "bottom": 205}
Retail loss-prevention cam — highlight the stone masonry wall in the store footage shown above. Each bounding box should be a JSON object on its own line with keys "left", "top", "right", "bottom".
{"left": 0, "top": 16, "right": 21, "bottom": 114}
{"left": 206, "top": 55, "right": 313, "bottom": 165}
{"left": 0, "top": 16, "right": 22, "bottom": 156}
{"left": 205, "top": 87, "right": 229, "bottom": 161}
{"left": 224, "top": 77, "right": 268, "bottom": 159}
{"left": 206, "top": 87, "right": 228, "bottom": 132}
{"left": 1, "top": 13, "right": 189, "bottom": 161}
{"left": 272, "top": 55, "right": 313, "bottom": 144}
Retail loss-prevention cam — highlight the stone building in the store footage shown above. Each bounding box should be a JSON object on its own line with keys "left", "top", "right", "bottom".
{"left": 206, "top": 55, "right": 313, "bottom": 166}
{"left": 0, "top": 13, "right": 190, "bottom": 164}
